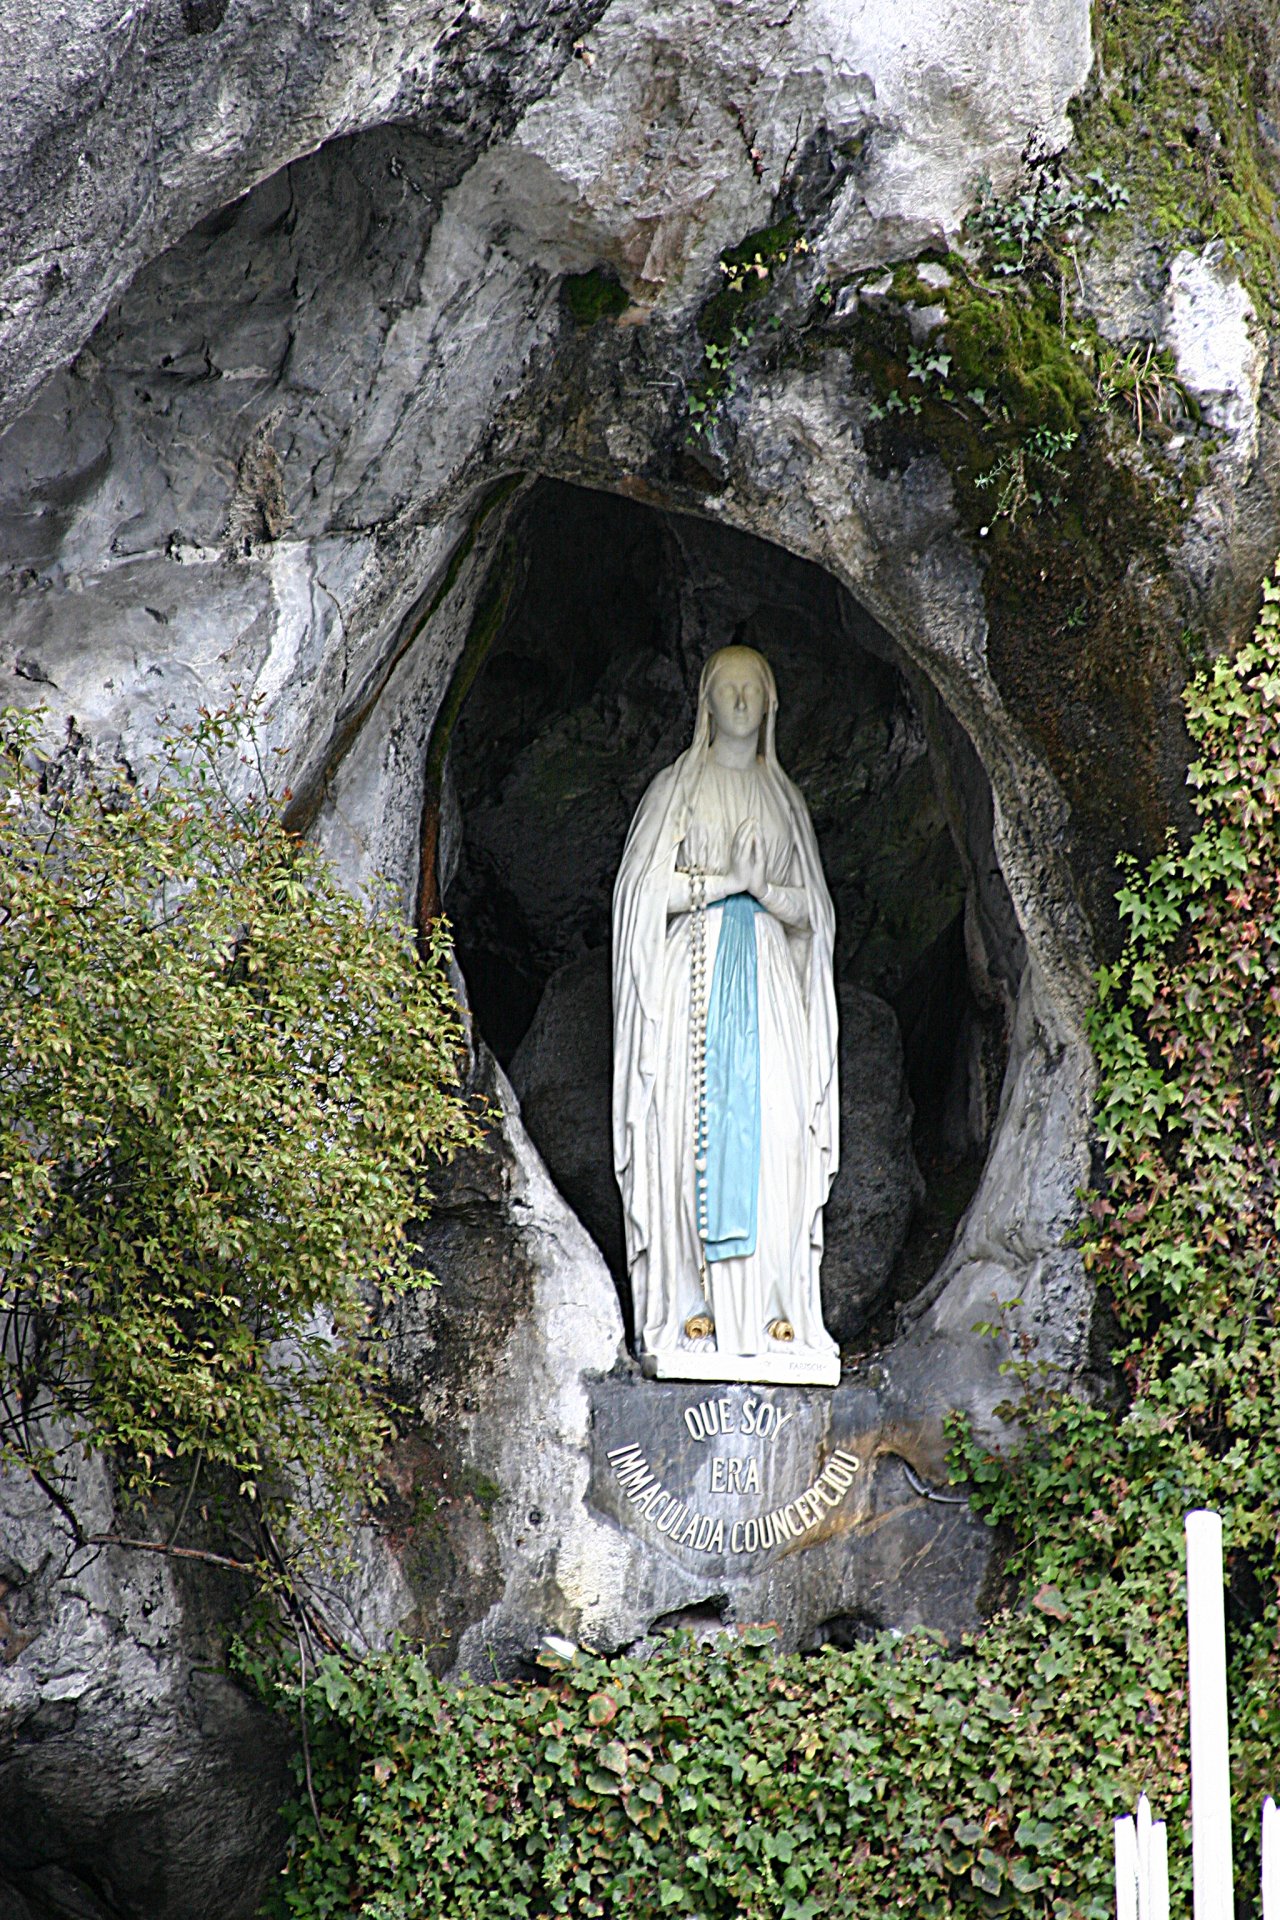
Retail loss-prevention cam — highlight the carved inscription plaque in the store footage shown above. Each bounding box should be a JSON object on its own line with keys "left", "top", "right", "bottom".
{"left": 588, "top": 1377, "right": 876, "bottom": 1570}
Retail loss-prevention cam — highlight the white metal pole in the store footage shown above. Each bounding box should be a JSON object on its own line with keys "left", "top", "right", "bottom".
{"left": 1132, "top": 1795, "right": 1170, "bottom": 1920}
{"left": 1186, "top": 1511, "right": 1233, "bottom": 1920}
{"left": 1149, "top": 1813, "right": 1170, "bottom": 1920}
{"left": 1116, "top": 1814, "right": 1139, "bottom": 1920}
{"left": 1138, "top": 1794, "right": 1154, "bottom": 1920}
{"left": 1263, "top": 1797, "right": 1279, "bottom": 1920}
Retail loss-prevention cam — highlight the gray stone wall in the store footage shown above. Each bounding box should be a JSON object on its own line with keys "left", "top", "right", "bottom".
{"left": 1, "top": 1, "right": 1277, "bottom": 1912}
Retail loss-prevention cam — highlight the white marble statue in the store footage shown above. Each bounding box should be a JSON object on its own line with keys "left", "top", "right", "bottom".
{"left": 612, "top": 645, "right": 840, "bottom": 1386}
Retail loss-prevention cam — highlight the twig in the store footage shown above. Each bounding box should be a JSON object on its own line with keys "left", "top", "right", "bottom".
{"left": 87, "top": 1534, "right": 257, "bottom": 1572}
{"left": 296, "top": 1624, "right": 323, "bottom": 1834}
{"left": 30, "top": 1462, "right": 85, "bottom": 1545}
{"left": 166, "top": 1449, "right": 204, "bottom": 1548}
{"left": 258, "top": 1514, "right": 342, "bottom": 1655}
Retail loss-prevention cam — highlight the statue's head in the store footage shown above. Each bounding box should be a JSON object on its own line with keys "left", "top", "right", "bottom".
{"left": 699, "top": 645, "right": 776, "bottom": 756}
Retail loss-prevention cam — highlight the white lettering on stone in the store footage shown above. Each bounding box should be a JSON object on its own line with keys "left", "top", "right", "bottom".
{"left": 607, "top": 1433, "right": 862, "bottom": 1557}
{"left": 675, "top": 1510, "right": 702, "bottom": 1548}
{"left": 656, "top": 1500, "right": 687, "bottom": 1536}
{"left": 684, "top": 1396, "right": 740, "bottom": 1441}
{"left": 685, "top": 1397, "right": 797, "bottom": 1444}
{"left": 709, "top": 1456, "right": 762, "bottom": 1495}
{"left": 739, "top": 1397, "right": 796, "bottom": 1442}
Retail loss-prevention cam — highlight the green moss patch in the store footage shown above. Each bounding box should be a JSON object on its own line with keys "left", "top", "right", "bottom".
{"left": 943, "top": 280, "right": 1096, "bottom": 434}
{"left": 1072, "top": 0, "right": 1280, "bottom": 316}
{"left": 561, "top": 269, "right": 630, "bottom": 326}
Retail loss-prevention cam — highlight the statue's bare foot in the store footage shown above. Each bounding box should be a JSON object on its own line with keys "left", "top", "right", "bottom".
{"left": 767, "top": 1318, "right": 795, "bottom": 1343}
{"left": 683, "top": 1312, "right": 714, "bottom": 1341}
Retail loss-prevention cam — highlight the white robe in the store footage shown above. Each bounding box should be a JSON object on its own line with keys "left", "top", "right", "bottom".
{"left": 612, "top": 744, "right": 839, "bottom": 1372}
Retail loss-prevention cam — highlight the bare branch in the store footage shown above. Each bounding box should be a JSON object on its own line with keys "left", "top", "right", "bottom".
{"left": 87, "top": 1534, "right": 257, "bottom": 1574}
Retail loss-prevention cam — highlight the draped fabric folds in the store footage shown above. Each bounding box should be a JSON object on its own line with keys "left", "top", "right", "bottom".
{"left": 703, "top": 892, "right": 763, "bottom": 1263}
{"left": 611, "top": 654, "right": 839, "bottom": 1371}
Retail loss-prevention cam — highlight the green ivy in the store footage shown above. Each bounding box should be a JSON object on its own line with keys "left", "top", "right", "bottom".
{"left": 685, "top": 220, "right": 805, "bottom": 442}
{"left": 261, "top": 571, "right": 1280, "bottom": 1915}
{"left": 254, "top": 1616, "right": 1173, "bottom": 1920}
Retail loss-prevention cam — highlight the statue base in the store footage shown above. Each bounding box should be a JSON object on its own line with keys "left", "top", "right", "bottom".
{"left": 586, "top": 1373, "right": 995, "bottom": 1639}
{"left": 640, "top": 1347, "right": 841, "bottom": 1388}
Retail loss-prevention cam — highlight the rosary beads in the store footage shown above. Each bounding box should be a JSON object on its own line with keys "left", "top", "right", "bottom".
{"left": 687, "top": 865, "right": 711, "bottom": 1301}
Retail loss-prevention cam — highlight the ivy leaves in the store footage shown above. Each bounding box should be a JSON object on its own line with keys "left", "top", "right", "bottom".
{"left": 266, "top": 1595, "right": 1190, "bottom": 1920}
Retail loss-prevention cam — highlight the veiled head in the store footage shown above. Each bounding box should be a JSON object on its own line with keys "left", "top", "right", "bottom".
{"left": 699, "top": 645, "right": 776, "bottom": 756}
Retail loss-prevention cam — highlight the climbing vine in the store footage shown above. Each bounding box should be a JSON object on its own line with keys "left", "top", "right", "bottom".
{"left": 685, "top": 219, "right": 807, "bottom": 441}
{"left": 257, "top": 572, "right": 1280, "bottom": 1915}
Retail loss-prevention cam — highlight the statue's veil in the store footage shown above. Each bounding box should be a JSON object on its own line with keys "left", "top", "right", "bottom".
{"left": 685, "top": 644, "right": 780, "bottom": 765}
{"left": 611, "top": 645, "right": 839, "bottom": 1340}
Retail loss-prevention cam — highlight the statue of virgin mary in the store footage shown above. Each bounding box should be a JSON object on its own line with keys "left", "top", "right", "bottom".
{"left": 611, "top": 646, "right": 840, "bottom": 1386}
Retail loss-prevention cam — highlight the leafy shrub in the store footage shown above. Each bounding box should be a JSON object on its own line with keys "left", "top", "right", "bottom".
{"left": 264, "top": 569, "right": 1280, "bottom": 1915}
{"left": 258, "top": 1620, "right": 1166, "bottom": 1920}
{"left": 0, "top": 703, "right": 477, "bottom": 1570}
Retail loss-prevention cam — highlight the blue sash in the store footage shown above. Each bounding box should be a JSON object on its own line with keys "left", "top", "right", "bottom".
{"left": 702, "top": 892, "right": 763, "bottom": 1262}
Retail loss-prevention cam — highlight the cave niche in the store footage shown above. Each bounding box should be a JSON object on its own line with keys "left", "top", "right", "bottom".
{"left": 438, "top": 480, "right": 1025, "bottom": 1351}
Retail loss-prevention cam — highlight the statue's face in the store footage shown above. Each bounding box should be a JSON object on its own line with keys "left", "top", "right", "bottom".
{"left": 707, "top": 660, "right": 767, "bottom": 742}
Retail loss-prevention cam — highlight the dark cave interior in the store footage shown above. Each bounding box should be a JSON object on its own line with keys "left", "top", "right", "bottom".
{"left": 440, "top": 480, "right": 1025, "bottom": 1347}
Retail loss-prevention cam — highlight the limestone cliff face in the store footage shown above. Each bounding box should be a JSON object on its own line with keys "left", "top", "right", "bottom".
{"left": 1, "top": 3, "right": 1277, "bottom": 1915}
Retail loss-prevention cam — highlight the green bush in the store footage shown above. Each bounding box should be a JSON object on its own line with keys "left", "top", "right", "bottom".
{"left": 257, "top": 1621, "right": 1164, "bottom": 1920}
{"left": 264, "top": 569, "right": 1280, "bottom": 1916}
{"left": 0, "top": 703, "right": 477, "bottom": 1569}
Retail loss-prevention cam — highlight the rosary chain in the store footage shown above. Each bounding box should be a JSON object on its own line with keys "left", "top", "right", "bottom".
{"left": 687, "top": 865, "right": 711, "bottom": 1302}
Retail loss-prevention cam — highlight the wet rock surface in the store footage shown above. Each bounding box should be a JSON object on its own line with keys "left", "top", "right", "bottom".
{"left": 587, "top": 1373, "right": 993, "bottom": 1648}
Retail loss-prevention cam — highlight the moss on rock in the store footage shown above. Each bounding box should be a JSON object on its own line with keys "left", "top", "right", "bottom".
{"left": 1071, "top": 0, "right": 1280, "bottom": 316}
{"left": 813, "top": 0, "right": 1280, "bottom": 919}
{"left": 943, "top": 279, "right": 1096, "bottom": 435}
{"left": 561, "top": 268, "right": 629, "bottom": 326}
